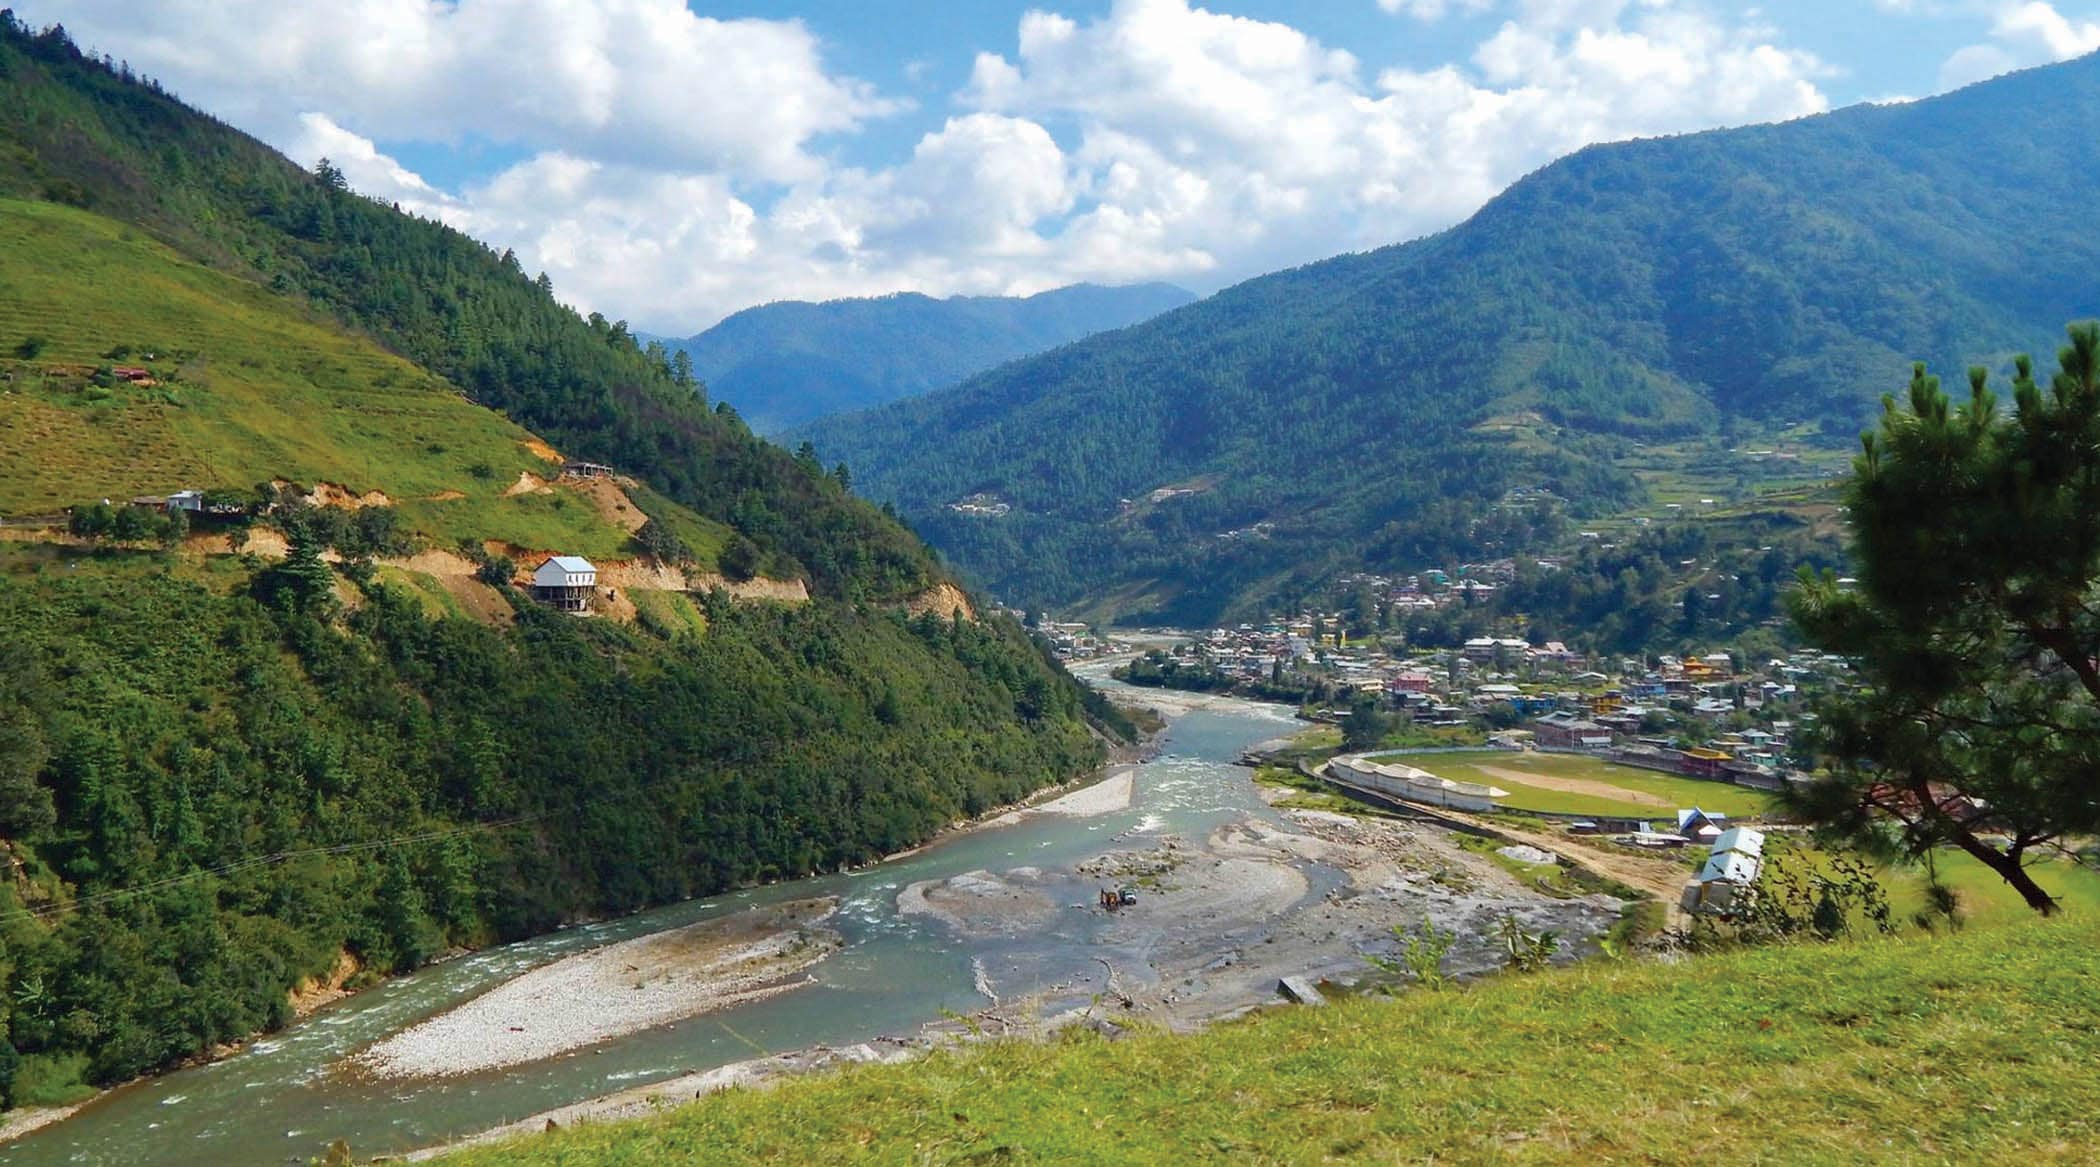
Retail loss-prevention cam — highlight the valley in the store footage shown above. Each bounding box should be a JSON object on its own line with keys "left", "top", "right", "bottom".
{"left": 4, "top": 6, "right": 2100, "bottom": 1166}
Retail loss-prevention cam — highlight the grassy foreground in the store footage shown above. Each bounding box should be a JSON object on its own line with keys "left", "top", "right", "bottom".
{"left": 430, "top": 914, "right": 2099, "bottom": 1165}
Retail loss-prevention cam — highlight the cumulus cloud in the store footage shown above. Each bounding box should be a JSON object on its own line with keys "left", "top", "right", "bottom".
{"left": 41, "top": 0, "right": 900, "bottom": 183}
{"left": 29, "top": 0, "right": 1833, "bottom": 332}
{"left": 1940, "top": 2, "right": 2100, "bottom": 88}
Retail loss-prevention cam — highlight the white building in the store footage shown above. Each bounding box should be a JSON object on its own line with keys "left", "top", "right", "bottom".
{"left": 532, "top": 555, "right": 598, "bottom": 613}
{"left": 1327, "top": 754, "right": 1508, "bottom": 813}
{"left": 1682, "top": 825, "right": 1766, "bottom": 916}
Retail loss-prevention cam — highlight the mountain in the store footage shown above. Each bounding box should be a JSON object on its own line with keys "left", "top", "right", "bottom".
{"left": 0, "top": 16, "right": 1121, "bottom": 1099}
{"left": 662, "top": 283, "right": 1194, "bottom": 433}
{"left": 806, "top": 54, "right": 2100, "bottom": 625}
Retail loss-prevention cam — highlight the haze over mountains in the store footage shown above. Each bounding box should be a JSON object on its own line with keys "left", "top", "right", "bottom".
{"left": 806, "top": 54, "right": 2100, "bottom": 626}
{"left": 658, "top": 283, "right": 1195, "bottom": 434}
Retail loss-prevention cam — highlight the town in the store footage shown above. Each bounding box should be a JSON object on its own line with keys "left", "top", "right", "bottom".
{"left": 1043, "top": 563, "right": 1852, "bottom": 798}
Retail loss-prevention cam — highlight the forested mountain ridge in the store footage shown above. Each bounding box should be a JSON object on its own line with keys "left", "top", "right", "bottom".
{"left": 0, "top": 15, "right": 1123, "bottom": 1107}
{"left": 806, "top": 53, "right": 2100, "bottom": 625}
{"left": 667, "top": 283, "right": 1195, "bottom": 434}
{"left": 0, "top": 13, "right": 925, "bottom": 601}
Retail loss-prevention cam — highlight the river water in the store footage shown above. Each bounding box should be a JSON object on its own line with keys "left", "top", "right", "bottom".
{"left": 7, "top": 684, "right": 1299, "bottom": 1167}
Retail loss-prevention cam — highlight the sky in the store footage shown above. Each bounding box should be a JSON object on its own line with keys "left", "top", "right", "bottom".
{"left": 18, "top": 0, "right": 2100, "bottom": 334}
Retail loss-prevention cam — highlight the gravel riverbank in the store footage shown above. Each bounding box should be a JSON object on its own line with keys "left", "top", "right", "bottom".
{"left": 352, "top": 898, "right": 842, "bottom": 1079}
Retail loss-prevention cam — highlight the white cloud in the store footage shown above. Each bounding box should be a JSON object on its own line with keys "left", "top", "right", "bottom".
{"left": 39, "top": 0, "right": 900, "bottom": 183}
{"left": 26, "top": 0, "right": 1833, "bottom": 333}
{"left": 1378, "top": 0, "right": 1497, "bottom": 20}
{"left": 1939, "top": 2, "right": 2100, "bottom": 88}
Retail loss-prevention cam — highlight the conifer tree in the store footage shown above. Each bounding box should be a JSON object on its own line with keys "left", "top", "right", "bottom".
{"left": 1792, "top": 323, "right": 2100, "bottom": 914}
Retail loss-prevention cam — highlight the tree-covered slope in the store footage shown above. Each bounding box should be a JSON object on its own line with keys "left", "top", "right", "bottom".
{"left": 666, "top": 283, "right": 1194, "bottom": 434}
{"left": 0, "top": 15, "right": 1125, "bottom": 1104}
{"left": 0, "top": 15, "right": 923, "bottom": 601}
{"left": 807, "top": 53, "right": 2100, "bottom": 623}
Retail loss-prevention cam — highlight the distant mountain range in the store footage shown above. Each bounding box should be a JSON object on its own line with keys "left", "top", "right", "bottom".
{"left": 806, "top": 53, "right": 2100, "bottom": 625}
{"left": 657, "top": 283, "right": 1195, "bottom": 434}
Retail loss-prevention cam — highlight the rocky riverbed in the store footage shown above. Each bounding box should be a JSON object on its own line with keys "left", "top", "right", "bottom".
{"left": 352, "top": 898, "right": 842, "bottom": 1079}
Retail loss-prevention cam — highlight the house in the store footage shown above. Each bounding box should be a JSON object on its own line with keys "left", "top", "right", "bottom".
{"left": 1678, "top": 746, "right": 1733, "bottom": 778}
{"left": 1674, "top": 807, "right": 1727, "bottom": 843}
{"left": 166, "top": 490, "right": 205, "bottom": 513}
{"left": 111, "top": 366, "right": 153, "bottom": 383}
{"left": 561, "top": 460, "right": 615, "bottom": 480}
{"left": 532, "top": 555, "right": 598, "bottom": 613}
{"left": 1532, "top": 718, "right": 1614, "bottom": 751}
{"left": 1683, "top": 826, "right": 1766, "bottom": 916}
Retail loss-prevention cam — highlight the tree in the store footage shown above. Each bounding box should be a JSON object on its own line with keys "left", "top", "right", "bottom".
{"left": 1341, "top": 693, "right": 1392, "bottom": 751}
{"left": 1790, "top": 324, "right": 2100, "bottom": 915}
{"left": 719, "top": 533, "right": 762, "bottom": 582}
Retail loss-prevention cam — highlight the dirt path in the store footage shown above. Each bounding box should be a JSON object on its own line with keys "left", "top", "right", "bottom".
{"left": 1469, "top": 763, "right": 1673, "bottom": 808}
{"left": 1430, "top": 806, "right": 1690, "bottom": 927}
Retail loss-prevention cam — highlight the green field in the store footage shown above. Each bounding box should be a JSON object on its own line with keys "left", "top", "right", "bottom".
{"left": 429, "top": 911, "right": 2100, "bottom": 1166}
{"left": 0, "top": 197, "right": 655, "bottom": 555}
{"left": 1383, "top": 749, "right": 1780, "bottom": 818}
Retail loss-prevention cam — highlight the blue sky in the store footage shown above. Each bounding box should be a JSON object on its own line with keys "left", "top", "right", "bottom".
{"left": 23, "top": 1, "right": 2100, "bottom": 332}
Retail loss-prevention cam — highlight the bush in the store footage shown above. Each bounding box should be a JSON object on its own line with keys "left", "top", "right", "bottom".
{"left": 13, "top": 335, "right": 44, "bottom": 359}
{"left": 475, "top": 555, "right": 515, "bottom": 587}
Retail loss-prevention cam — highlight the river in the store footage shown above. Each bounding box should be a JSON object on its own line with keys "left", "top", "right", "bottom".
{"left": 5, "top": 680, "right": 1302, "bottom": 1166}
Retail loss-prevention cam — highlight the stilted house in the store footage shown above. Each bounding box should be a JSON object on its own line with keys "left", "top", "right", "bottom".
{"left": 532, "top": 555, "right": 598, "bottom": 613}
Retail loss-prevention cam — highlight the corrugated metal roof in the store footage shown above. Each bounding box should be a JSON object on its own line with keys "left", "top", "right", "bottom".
{"left": 545, "top": 555, "right": 596, "bottom": 573}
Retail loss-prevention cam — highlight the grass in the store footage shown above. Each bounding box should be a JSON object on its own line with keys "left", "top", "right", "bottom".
{"left": 427, "top": 912, "right": 2100, "bottom": 1165}
{"left": 10, "top": 1052, "right": 96, "bottom": 1109}
{"left": 631, "top": 589, "right": 709, "bottom": 640}
{"left": 0, "top": 197, "right": 701, "bottom": 557}
{"left": 1389, "top": 750, "right": 1780, "bottom": 818}
{"left": 374, "top": 565, "right": 469, "bottom": 622}
{"left": 1252, "top": 765, "right": 1403, "bottom": 817}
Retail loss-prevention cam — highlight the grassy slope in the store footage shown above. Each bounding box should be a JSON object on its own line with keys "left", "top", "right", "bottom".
{"left": 1388, "top": 750, "right": 1781, "bottom": 818}
{"left": 434, "top": 912, "right": 2100, "bottom": 1165}
{"left": 0, "top": 197, "right": 729, "bottom": 560}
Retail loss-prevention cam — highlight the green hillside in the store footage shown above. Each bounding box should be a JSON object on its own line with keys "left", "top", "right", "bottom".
{"left": 0, "top": 16, "right": 1124, "bottom": 1107}
{"left": 804, "top": 54, "right": 2100, "bottom": 624}
{"left": 0, "top": 197, "right": 663, "bottom": 557}
{"left": 0, "top": 15, "right": 928, "bottom": 601}
{"left": 666, "top": 282, "right": 1195, "bottom": 435}
{"left": 431, "top": 910, "right": 2100, "bottom": 1165}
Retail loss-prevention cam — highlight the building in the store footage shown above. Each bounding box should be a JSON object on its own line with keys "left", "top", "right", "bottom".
{"left": 1327, "top": 754, "right": 1508, "bottom": 813}
{"left": 532, "top": 555, "right": 598, "bottom": 613}
{"left": 1682, "top": 826, "right": 1766, "bottom": 916}
{"left": 1532, "top": 718, "right": 1614, "bottom": 751}
{"left": 561, "top": 460, "right": 615, "bottom": 480}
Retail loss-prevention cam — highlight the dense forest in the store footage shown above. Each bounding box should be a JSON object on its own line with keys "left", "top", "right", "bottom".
{"left": 0, "top": 14, "right": 1126, "bottom": 1105}
{"left": 668, "top": 283, "right": 1193, "bottom": 434}
{"left": 0, "top": 554, "right": 1103, "bottom": 1095}
{"left": 806, "top": 53, "right": 2100, "bottom": 623}
{"left": 0, "top": 13, "right": 926, "bottom": 602}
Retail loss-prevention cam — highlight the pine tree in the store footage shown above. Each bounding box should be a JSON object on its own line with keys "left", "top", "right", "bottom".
{"left": 1791, "top": 323, "right": 2100, "bottom": 914}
